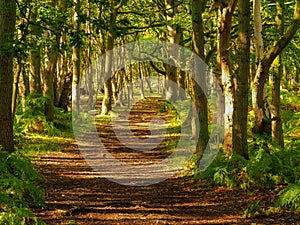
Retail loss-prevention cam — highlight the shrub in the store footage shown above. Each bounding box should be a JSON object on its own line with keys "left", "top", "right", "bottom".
{"left": 15, "top": 94, "right": 72, "bottom": 136}
{"left": 275, "top": 182, "right": 300, "bottom": 212}
{"left": 193, "top": 139, "right": 300, "bottom": 190}
{"left": 0, "top": 150, "right": 45, "bottom": 224}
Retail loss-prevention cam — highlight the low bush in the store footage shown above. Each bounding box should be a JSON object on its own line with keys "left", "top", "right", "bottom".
{"left": 0, "top": 150, "right": 45, "bottom": 224}
{"left": 275, "top": 182, "right": 300, "bottom": 212}
{"left": 15, "top": 94, "right": 72, "bottom": 136}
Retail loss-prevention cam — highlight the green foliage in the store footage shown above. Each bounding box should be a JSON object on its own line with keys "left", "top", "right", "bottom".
{"left": 66, "top": 220, "right": 78, "bottom": 225}
{"left": 15, "top": 94, "right": 72, "bottom": 136}
{"left": 193, "top": 85, "right": 300, "bottom": 190}
{"left": 196, "top": 151, "right": 248, "bottom": 188}
{"left": 158, "top": 101, "right": 176, "bottom": 115}
{"left": 53, "top": 107, "right": 72, "bottom": 132}
{"left": 275, "top": 182, "right": 300, "bottom": 212}
{"left": 194, "top": 139, "right": 300, "bottom": 189}
{"left": 243, "top": 200, "right": 265, "bottom": 218}
{"left": 0, "top": 151, "right": 45, "bottom": 224}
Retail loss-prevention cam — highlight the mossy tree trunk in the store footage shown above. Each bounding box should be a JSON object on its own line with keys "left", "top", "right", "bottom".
{"left": 191, "top": 0, "right": 209, "bottom": 156}
{"left": 233, "top": 0, "right": 250, "bottom": 159}
{"left": 0, "top": 0, "right": 16, "bottom": 152}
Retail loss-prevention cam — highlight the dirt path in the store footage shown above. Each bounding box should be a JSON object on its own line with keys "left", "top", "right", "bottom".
{"left": 32, "top": 98, "right": 299, "bottom": 224}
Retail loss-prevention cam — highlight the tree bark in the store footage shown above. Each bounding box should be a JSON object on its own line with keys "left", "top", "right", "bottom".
{"left": 138, "top": 62, "right": 146, "bottom": 99}
{"left": 252, "top": 0, "right": 300, "bottom": 136}
{"left": 0, "top": 0, "right": 16, "bottom": 152}
{"left": 217, "top": 0, "right": 237, "bottom": 154}
{"left": 44, "top": 0, "right": 59, "bottom": 122}
{"left": 72, "top": 0, "right": 81, "bottom": 114}
{"left": 165, "top": 0, "right": 178, "bottom": 101}
{"left": 58, "top": 72, "right": 72, "bottom": 111}
{"left": 233, "top": 0, "right": 250, "bottom": 159}
{"left": 177, "top": 27, "right": 187, "bottom": 100}
{"left": 101, "top": 0, "right": 122, "bottom": 115}
{"left": 87, "top": 0, "right": 94, "bottom": 110}
{"left": 191, "top": 0, "right": 209, "bottom": 156}
{"left": 12, "top": 62, "right": 22, "bottom": 117}
{"left": 29, "top": 14, "right": 42, "bottom": 94}
{"left": 44, "top": 43, "right": 58, "bottom": 122}
{"left": 271, "top": 0, "right": 285, "bottom": 147}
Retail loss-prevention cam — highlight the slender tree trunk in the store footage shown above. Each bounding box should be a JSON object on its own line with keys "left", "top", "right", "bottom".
{"left": 59, "top": 72, "right": 72, "bottom": 111}
{"left": 12, "top": 62, "right": 22, "bottom": 117}
{"left": 138, "top": 62, "right": 145, "bottom": 99}
{"left": 112, "top": 74, "right": 118, "bottom": 104}
{"left": 145, "top": 63, "right": 154, "bottom": 94}
{"left": 55, "top": 44, "right": 68, "bottom": 107}
{"left": 217, "top": 0, "right": 237, "bottom": 154}
{"left": 115, "top": 68, "right": 125, "bottom": 106}
{"left": 233, "top": 0, "right": 250, "bottom": 159}
{"left": 72, "top": 0, "right": 81, "bottom": 114}
{"left": 87, "top": 0, "right": 94, "bottom": 110}
{"left": 101, "top": 0, "right": 122, "bottom": 115}
{"left": 127, "top": 63, "right": 134, "bottom": 106}
{"left": 253, "top": 0, "right": 264, "bottom": 63}
{"left": 44, "top": 45, "right": 58, "bottom": 122}
{"left": 252, "top": 0, "right": 270, "bottom": 136}
{"left": 271, "top": 0, "right": 285, "bottom": 147}
{"left": 191, "top": 0, "right": 209, "bottom": 156}
{"left": 29, "top": 15, "right": 42, "bottom": 94}
{"left": 0, "top": 0, "right": 16, "bottom": 152}
{"left": 177, "top": 27, "right": 187, "bottom": 100}
{"left": 165, "top": 0, "right": 178, "bottom": 101}
{"left": 252, "top": 0, "right": 300, "bottom": 136}
{"left": 18, "top": 64, "right": 27, "bottom": 113}
{"left": 44, "top": 0, "right": 59, "bottom": 122}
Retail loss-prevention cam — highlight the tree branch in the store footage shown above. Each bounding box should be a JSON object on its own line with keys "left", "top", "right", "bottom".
{"left": 149, "top": 61, "right": 166, "bottom": 76}
{"left": 263, "top": 0, "right": 300, "bottom": 73}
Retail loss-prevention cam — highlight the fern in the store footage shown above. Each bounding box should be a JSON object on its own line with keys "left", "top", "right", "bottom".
{"left": 0, "top": 151, "right": 45, "bottom": 224}
{"left": 243, "top": 200, "right": 265, "bottom": 218}
{"left": 213, "top": 167, "right": 235, "bottom": 188}
{"left": 15, "top": 94, "right": 71, "bottom": 136}
{"left": 275, "top": 182, "right": 300, "bottom": 212}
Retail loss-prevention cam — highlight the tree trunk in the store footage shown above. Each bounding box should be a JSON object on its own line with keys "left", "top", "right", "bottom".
{"left": 165, "top": 0, "right": 178, "bottom": 101}
{"left": 191, "top": 0, "right": 209, "bottom": 156}
{"left": 0, "top": 0, "right": 16, "bottom": 152}
{"left": 18, "top": 64, "right": 27, "bottom": 113}
{"left": 252, "top": 0, "right": 270, "bottom": 136}
{"left": 177, "top": 27, "right": 187, "bottom": 100}
{"left": 44, "top": 45, "right": 58, "bottom": 122}
{"left": 125, "top": 63, "right": 134, "bottom": 107}
{"left": 115, "top": 68, "right": 125, "bottom": 106}
{"left": 112, "top": 74, "right": 118, "bottom": 104}
{"left": 12, "top": 62, "right": 22, "bottom": 117}
{"left": 58, "top": 72, "right": 72, "bottom": 111}
{"left": 101, "top": 0, "right": 122, "bottom": 115}
{"left": 29, "top": 15, "right": 42, "bottom": 94}
{"left": 271, "top": 0, "right": 285, "bottom": 147}
{"left": 44, "top": 0, "right": 59, "bottom": 122}
{"left": 87, "top": 0, "right": 94, "bottom": 110}
{"left": 233, "top": 0, "right": 250, "bottom": 159}
{"left": 145, "top": 63, "right": 154, "bottom": 94}
{"left": 252, "top": 0, "right": 300, "bottom": 136}
{"left": 217, "top": 0, "right": 237, "bottom": 154}
{"left": 138, "top": 62, "right": 146, "bottom": 99}
{"left": 72, "top": 0, "right": 81, "bottom": 114}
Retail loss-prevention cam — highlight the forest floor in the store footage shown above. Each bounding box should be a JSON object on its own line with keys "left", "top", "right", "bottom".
{"left": 32, "top": 98, "right": 299, "bottom": 225}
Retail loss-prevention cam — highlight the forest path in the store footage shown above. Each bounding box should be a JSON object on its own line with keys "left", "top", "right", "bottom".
{"left": 32, "top": 98, "right": 297, "bottom": 225}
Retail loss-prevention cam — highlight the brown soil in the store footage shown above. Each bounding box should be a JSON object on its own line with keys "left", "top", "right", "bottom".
{"left": 32, "top": 98, "right": 299, "bottom": 225}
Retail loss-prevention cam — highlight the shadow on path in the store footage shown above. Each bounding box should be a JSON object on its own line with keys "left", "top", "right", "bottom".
{"left": 32, "top": 98, "right": 299, "bottom": 224}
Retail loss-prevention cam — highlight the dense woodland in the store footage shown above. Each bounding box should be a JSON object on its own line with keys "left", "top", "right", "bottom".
{"left": 0, "top": 0, "right": 299, "bottom": 224}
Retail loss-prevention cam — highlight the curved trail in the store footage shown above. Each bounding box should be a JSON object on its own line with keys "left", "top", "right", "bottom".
{"left": 32, "top": 99, "right": 298, "bottom": 224}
